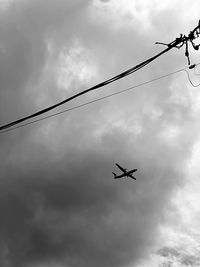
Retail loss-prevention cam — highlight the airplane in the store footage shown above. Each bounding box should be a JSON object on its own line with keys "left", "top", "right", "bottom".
{"left": 112, "top": 163, "right": 137, "bottom": 180}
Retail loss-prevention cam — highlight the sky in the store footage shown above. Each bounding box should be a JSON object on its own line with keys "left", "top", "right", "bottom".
{"left": 0, "top": 1, "right": 200, "bottom": 266}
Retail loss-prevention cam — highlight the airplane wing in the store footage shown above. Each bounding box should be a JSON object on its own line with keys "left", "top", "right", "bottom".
{"left": 116, "top": 163, "right": 126, "bottom": 173}
{"left": 128, "top": 174, "right": 136, "bottom": 180}
{"left": 129, "top": 169, "right": 137, "bottom": 174}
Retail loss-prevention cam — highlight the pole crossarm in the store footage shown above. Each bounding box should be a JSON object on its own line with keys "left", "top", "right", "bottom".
{"left": 156, "top": 20, "right": 200, "bottom": 65}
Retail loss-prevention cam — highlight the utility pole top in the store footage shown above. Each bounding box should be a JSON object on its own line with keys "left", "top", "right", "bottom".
{"left": 156, "top": 20, "right": 200, "bottom": 65}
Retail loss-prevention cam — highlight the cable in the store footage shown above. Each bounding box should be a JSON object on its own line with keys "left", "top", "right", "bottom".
{"left": 0, "top": 45, "right": 172, "bottom": 132}
{"left": 182, "top": 62, "right": 200, "bottom": 87}
{"left": 182, "top": 70, "right": 200, "bottom": 87}
{"left": 1, "top": 64, "right": 198, "bottom": 135}
{"left": 1, "top": 20, "right": 200, "bottom": 132}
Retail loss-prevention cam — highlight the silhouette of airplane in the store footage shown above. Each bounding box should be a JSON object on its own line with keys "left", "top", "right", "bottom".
{"left": 112, "top": 163, "right": 137, "bottom": 180}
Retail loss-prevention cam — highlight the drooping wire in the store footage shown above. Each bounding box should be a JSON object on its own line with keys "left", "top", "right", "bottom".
{"left": 0, "top": 45, "right": 172, "bottom": 132}
{"left": 183, "top": 62, "right": 200, "bottom": 87}
{"left": 0, "top": 20, "right": 200, "bottom": 132}
{"left": 182, "top": 70, "right": 200, "bottom": 87}
{"left": 1, "top": 64, "right": 199, "bottom": 135}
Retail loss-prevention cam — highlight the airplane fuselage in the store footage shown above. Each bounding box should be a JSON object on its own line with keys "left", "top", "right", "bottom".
{"left": 113, "top": 169, "right": 137, "bottom": 179}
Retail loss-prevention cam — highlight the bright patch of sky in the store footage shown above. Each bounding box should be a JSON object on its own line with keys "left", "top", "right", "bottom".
{"left": 139, "top": 138, "right": 200, "bottom": 266}
{"left": 0, "top": 0, "right": 12, "bottom": 12}
{"left": 56, "top": 39, "right": 97, "bottom": 95}
{"left": 31, "top": 39, "right": 98, "bottom": 110}
{"left": 169, "top": 74, "right": 200, "bottom": 114}
{"left": 89, "top": 0, "right": 200, "bottom": 33}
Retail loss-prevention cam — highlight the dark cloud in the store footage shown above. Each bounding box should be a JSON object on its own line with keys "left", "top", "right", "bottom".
{"left": 157, "top": 247, "right": 180, "bottom": 258}
{"left": 0, "top": 123, "right": 193, "bottom": 267}
{"left": 99, "top": 0, "right": 110, "bottom": 3}
{"left": 0, "top": 0, "right": 89, "bottom": 124}
{"left": 157, "top": 246, "right": 200, "bottom": 266}
{"left": 0, "top": 143, "right": 135, "bottom": 266}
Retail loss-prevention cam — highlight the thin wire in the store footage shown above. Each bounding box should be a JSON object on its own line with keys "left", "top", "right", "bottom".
{"left": 1, "top": 21, "right": 200, "bottom": 132}
{"left": 183, "top": 69, "right": 200, "bottom": 87}
{"left": 1, "top": 64, "right": 198, "bottom": 135}
{"left": 0, "top": 45, "right": 172, "bottom": 132}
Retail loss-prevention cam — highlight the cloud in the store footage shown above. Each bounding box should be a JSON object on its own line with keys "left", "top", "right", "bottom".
{"left": 157, "top": 246, "right": 200, "bottom": 266}
{"left": 1, "top": 1, "right": 200, "bottom": 267}
{"left": 0, "top": 113, "right": 195, "bottom": 267}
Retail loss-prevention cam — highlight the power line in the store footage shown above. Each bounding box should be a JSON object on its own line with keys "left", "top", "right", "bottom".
{"left": 183, "top": 69, "right": 200, "bottom": 87}
{"left": 1, "top": 64, "right": 199, "bottom": 135}
{"left": 0, "top": 20, "right": 200, "bottom": 132}
{"left": 0, "top": 46, "right": 171, "bottom": 132}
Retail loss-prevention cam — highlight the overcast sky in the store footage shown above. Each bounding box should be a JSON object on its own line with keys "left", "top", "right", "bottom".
{"left": 0, "top": 1, "right": 200, "bottom": 267}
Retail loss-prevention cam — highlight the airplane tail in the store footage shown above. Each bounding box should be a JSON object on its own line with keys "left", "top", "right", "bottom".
{"left": 112, "top": 172, "right": 117, "bottom": 178}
